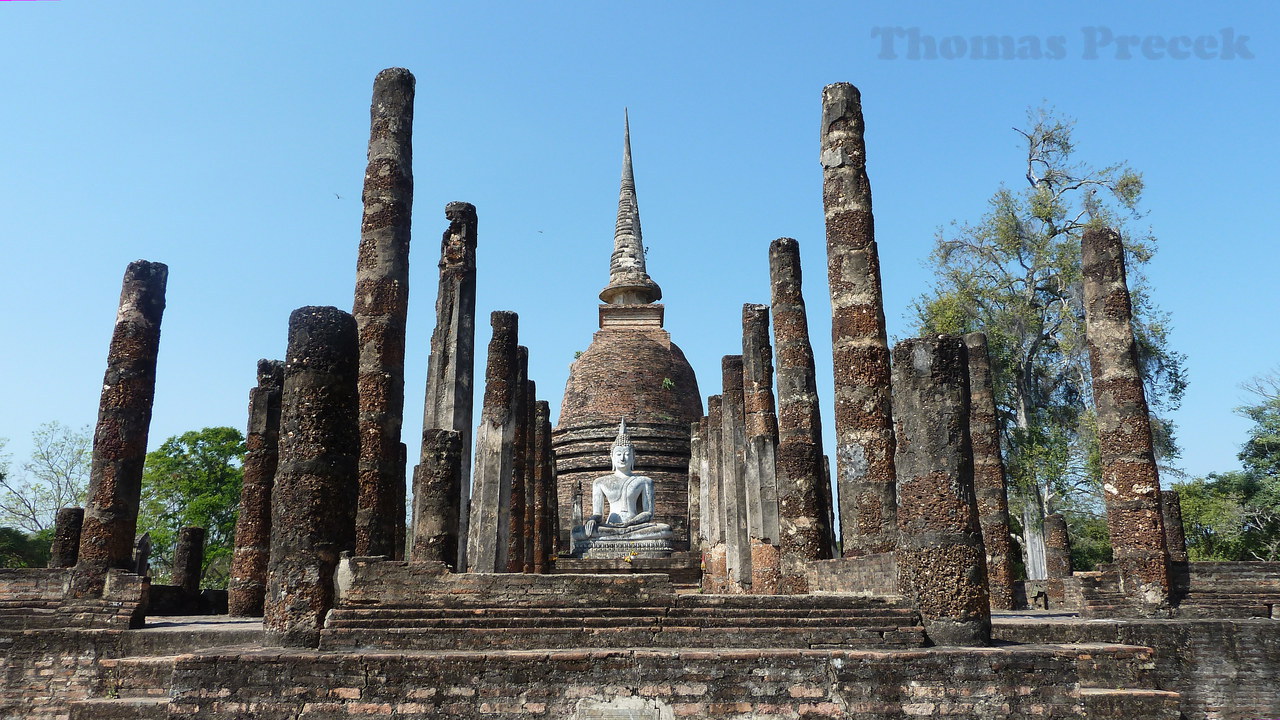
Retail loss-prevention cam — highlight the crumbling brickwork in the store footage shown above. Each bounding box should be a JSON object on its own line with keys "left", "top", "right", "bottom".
{"left": 892, "top": 335, "right": 990, "bottom": 646}
{"left": 1082, "top": 226, "right": 1171, "bottom": 612}
{"left": 74, "top": 260, "right": 167, "bottom": 597}
{"left": 410, "top": 429, "right": 462, "bottom": 567}
{"left": 353, "top": 67, "right": 415, "bottom": 559}
{"left": 963, "top": 332, "right": 1017, "bottom": 610}
{"left": 228, "top": 359, "right": 283, "bottom": 616}
{"left": 821, "top": 82, "right": 897, "bottom": 557}
{"left": 264, "top": 306, "right": 360, "bottom": 648}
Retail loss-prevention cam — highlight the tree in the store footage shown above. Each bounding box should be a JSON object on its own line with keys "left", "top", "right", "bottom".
{"left": 915, "top": 106, "right": 1186, "bottom": 578}
{"left": 137, "top": 427, "right": 245, "bottom": 587}
{"left": 0, "top": 526, "right": 51, "bottom": 568}
{"left": 1178, "top": 371, "right": 1280, "bottom": 561}
{"left": 0, "top": 422, "right": 92, "bottom": 533}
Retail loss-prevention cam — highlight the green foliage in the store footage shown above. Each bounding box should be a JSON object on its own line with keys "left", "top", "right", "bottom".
{"left": 138, "top": 427, "right": 245, "bottom": 588}
{"left": 1064, "top": 511, "right": 1112, "bottom": 571}
{"left": 0, "top": 422, "right": 92, "bottom": 533}
{"left": 914, "top": 106, "right": 1186, "bottom": 576}
{"left": 0, "top": 526, "right": 50, "bottom": 568}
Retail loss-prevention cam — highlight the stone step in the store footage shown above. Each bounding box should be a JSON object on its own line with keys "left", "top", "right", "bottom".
{"left": 326, "top": 605, "right": 915, "bottom": 620}
{"left": 325, "top": 613, "right": 916, "bottom": 630}
{"left": 1078, "top": 688, "right": 1180, "bottom": 718}
{"left": 321, "top": 624, "right": 927, "bottom": 652}
{"left": 95, "top": 656, "right": 178, "bottom": 699}
{"left": 69, "top": 697, "right": 169, "bottom": 720}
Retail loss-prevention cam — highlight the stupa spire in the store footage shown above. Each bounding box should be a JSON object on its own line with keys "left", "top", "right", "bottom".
{"left": 600, "top": 110, "right": 662, "bottom": 305}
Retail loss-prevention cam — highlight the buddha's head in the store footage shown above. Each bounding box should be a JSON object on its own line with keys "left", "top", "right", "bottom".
{"left": 611, "top": 418, "right": 635, "bottom": 473}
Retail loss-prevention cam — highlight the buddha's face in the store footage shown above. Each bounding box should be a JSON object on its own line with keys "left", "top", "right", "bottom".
{"left": 611, "top": 444, "right": 635, "bottom": 473}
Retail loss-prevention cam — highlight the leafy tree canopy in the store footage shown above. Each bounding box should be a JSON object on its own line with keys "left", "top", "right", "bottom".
{"left": 0, "top": 422, "right": 92, "bottom": 534}
{"left": 138, "top": 427, "right": 245, "bottom": 587}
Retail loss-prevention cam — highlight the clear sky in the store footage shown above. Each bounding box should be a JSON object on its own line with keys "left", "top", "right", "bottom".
{"left": 1, "top": 3, "right": 1275, "bottom": 491}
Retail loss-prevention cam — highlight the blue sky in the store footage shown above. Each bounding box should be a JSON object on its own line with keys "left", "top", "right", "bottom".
{"left": 1, "top": 2, "right": 1275, "bottom": 490}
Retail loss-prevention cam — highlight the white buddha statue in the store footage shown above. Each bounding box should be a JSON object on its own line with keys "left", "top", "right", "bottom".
{"left": 571, "top": 419, "right": 673, "bottom": 556}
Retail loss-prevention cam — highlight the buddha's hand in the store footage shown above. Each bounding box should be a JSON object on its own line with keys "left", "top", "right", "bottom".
{"left": 585, "top": 516, "right": 601, "bottom": 537}
{"left": 623, "top": 511, "right": 653, "bottom": 526}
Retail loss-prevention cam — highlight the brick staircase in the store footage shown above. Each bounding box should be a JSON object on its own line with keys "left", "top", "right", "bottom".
{"left": 1080, "top": 561, "right": 1280, "bottom": 619}
{"left": 322, "top": 592, "right": 927, "bottom": 651}
{"left": 69, "top": 656, "right": 178, "bottom": 720}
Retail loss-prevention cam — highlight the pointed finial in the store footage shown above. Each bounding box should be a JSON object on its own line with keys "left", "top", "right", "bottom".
{"left": 600, "top": 111, "right": 662, "bottom": 305}
{"left": 613, "top": 417, "right": 633, "bottom": 448}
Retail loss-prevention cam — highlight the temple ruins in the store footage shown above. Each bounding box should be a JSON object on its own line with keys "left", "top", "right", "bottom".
{"left": 1, "top": 70, "right": 1278, "bottom": 720}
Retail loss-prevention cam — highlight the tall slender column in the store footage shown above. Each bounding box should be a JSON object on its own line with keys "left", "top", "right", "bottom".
{"left": 173, "top": 526, "right": 205, "bottom": 597}
{"left": 702, "top": 397, "right": 727, "bottom": 593}
{"left": 821, "top": 83, "right": 897, "bottom": 557}
{"left": 962, "top": 332, "right": 1017, "bottom": 610}
{"left": 422, "top": 201, "right": 478, "bottom": 570}
{"left": 354, "top": 67, "right": 415, "bottom": 558}
{"left": 687, "top": 421, "right": 703, "bottom": 550}
{"left": 410, "top": 429, "right": 463, "bottom": 566}
{"left": 721, "top": 356, "right": 751, "bottom": 589}
{"left": 506, "top": 349, "right": 529, "bottom": 573}
{"left": 229, "top": 359, "right": 284, "bottom": 616}
{"left": 742, "top": 304, "right": 781, "bottom": 545}
{"left": 264, "top": 307, "right": 360, "bottom": 648}
{"left": 521, "top": 382, "right": 538, "bottom": 573}
{"left": 769, "top": 238, "right": 831, "bottom": 592}
{"left": 532, "top": 401, "right": 554, "bottom": 573}
{"left": 1082, "top": 226, "right": 1171, "bottom": 612}
{"left": 74, "top": 260, "right": 167, "bottom": 597}
{"left": 50, "top": 507, "right": 84, "bottom": 568}
{"left": 1161, "top": 490, "right": 1188, "bottom": 563}
{"left": 892, "top": 336, "right": 990, "bottom": 647}
{"left": 467, "top": 312, "right": 520, "bottom": 573}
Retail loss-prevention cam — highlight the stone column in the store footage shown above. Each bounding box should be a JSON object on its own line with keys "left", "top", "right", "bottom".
{"left": 1082, "top": 226, "right": 1171, "bottom": 612}
{"left": 422, "top": 201, "right": 478, "bottom": 570}
{"left": 742, "top": 304, "right": 781, "bottom": 545}
{"left": 1161, "top": 490, "right": 1188, "bottom": 563}
{"left": 49, "top": 507, "right": 84, "bottom": 568}
{"left": 264, "top": 306, "right": 360, "bottom": 648}
{"left": 522, "top": 384, "right": 538, "bottom": 573}
{"left": 705, "top": 398, "right": 724, "bottom": 548}
{"left": 892, "top": 336, "right": 990, "bottom": 646}
{"left": 505, "top": 349, "right": 530, "bottom": 573}
{"left": 769, "top": 238, "right": 832, "bottom": 592}
{"left": 353, "top": 67, "right": 415, "bottom": 559}
{"left": 410, "top": 429, "right": 463, "bottom": 566}
{"left": 821, "top": 83, "right": 897, "bottom": 557}
{"left": 1044, "top": 514, "right": 1072, "bottom": 579}
{"left": 173, "top": 526, "right": 205, "bottom": 596}
{"left": 532, "top": 401, "right": 554, "bottom": 573}
{"left": 721, "top": 356, "right": 751, "bottom": 589}
{"left": 962, "top": 332, "right": 1017, "bottom": 611}
{"left": 687, "top": 421, "right": 703, "bottom": 549}
{"left": 467, "top": 311, "right": 520, "bottom": 573}
{"left": 229, "top": 359, "right": 284, "bottom": 616}
{"left": 74, "top": 260, "right": 167, "bottom": 597}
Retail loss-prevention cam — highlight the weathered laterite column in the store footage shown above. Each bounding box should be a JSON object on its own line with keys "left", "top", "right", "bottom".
{"left": 353, "top": 67, "right": 415, "bottom": 559}
{"left": 821, "top": 82, "right": 897, "bottom": 557}
{"left": 521, "top": 383, "right": 538, "bottom": 573}
{"left": 74, "top": 260, "right": 167, "bottom": 597}
{"left": 532, "top": 401, "right": 554, "bottom": 573}
{"left": 422, "top": 201, "right": 478, "bottom": 569}
{"left": 721, "top": 356, "right": 752, "bottom": 589}
{"left": 1082, "top": 226, "right": 1171, "bottom": 612}
{"left": 505, "top": 349, "right": 530, "bottom": 573}
{"left": 892, "top": 336, "right": 990, "bottom": 646}
{"left": 687, "top": 421, "right": 703, "bottom": 549}
{"left": 173, "top": 526, "right": 205, "bottom": 597}
{"left": 50, "top": 507, "right": 84, "bottom": 568}
{"left": 467, "top": 312, "right": 520, "bottom": 573}
{"left": 769, "top": 238, "right": 832, "bottom": 592}
{"left": 410, "top": 429, "right": 463, "bottom": 566}
{"left": 229, "top": 359, "right": 284, "bottom": 616}
{"left": 1161, "top": 489, "right": 1188, "bottom": 563}
{"left": 742, "top": 303, "right": 781, "bottom": 545}
{"left": 264, "top": 307, "right": 360, "bottom": 648}
{"left": 963, "top": 332, "right": 1017, "bottom": 611}
{"left": 701, "top": 397, "right": 727, "bottom": 593}
{"left": 1044, "top": 513, "right": 1072, "bottom": 579}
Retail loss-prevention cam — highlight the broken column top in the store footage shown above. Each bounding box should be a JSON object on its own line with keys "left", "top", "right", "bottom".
{"left": 600, "top": 110, "right": 662, "bottom": 306}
